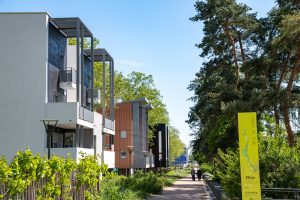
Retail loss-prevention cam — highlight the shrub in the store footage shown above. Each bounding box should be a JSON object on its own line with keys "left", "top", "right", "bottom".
{"left": 200, "top": 163, "right": 213, "bottom": 174}
{"left": 213, "top": 134, "right": 300, "bottom": 199}
{"left": 259, "top": 135, "right": 300, "bottom": 188}
{"left": 0, "top": 149, "right": 109, "bottom": 199}
{"left": 122, "top": 171, "right": 164, "bottom": 198}
{"left": 99, "top": 175, "right": 140, "bottom": 200}
{"left": 214, "top": 148, "right": 242, "bottom": 199}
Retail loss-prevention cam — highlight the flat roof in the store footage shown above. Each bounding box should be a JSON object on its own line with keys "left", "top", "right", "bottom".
{"left": 0, "top": 12, "right": 49, "bottom": 15}
{"left": 142, "top": 104, "right": 154, "bottom": 110}
{"left": 84, "top": 48, "right": 113, "bottom": 62}
{"left": 50, "top": 17, "right": 93, "bottom": 37}
{"left": 117, "top": 97, "right": 153, "bottom": 107}
{"left": 0, "top": 13, "right": 93, "bottom": 38}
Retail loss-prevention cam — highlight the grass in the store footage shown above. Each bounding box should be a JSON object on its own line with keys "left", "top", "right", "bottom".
{"left": 162, "top": 167, "right": 190, "bottom": 186}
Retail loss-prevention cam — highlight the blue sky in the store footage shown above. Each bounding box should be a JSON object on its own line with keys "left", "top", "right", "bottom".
{"left": 0, "top": 0, "right": 275, "bottom": 146}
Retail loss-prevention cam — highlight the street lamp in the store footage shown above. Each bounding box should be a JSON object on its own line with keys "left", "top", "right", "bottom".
{"left": 126, "top": 145, "right": 134, "bottom": 176}
{"left": 141, "top": 151, "right": 148, "bottom": 173}
{"left": 42, "top": 119, "right": 59, "bottom": 159}
{"left": 159, "top": 153, "right": 162, "bottom": 175}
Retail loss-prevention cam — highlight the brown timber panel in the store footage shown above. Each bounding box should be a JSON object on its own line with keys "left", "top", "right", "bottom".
{"left": 115, "top": 102, "right": 133, "bottom": 168}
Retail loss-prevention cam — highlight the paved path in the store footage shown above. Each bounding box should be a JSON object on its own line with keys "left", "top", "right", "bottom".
{"left": 148, "top": 175, "right": 216, "bottom": 200}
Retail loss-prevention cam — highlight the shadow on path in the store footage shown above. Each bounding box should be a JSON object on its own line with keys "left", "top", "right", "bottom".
{"left": 148, "top": 175, "right": 216, "bottom": 200}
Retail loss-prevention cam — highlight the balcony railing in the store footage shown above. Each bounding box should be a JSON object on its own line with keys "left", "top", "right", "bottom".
{"left": 79, "top": 105, "right": 94, "bottom": 123}
{"left": 60, "top": 68, "right": 76, "bottom": 83}
{"left": 104, "top": 117, "right": 114, "bottom": 131}
{"left": 59, "top": 68, "right": 76, "bottom": 90}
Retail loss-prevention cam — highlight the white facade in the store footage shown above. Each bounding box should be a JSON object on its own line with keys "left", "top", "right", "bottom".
{"left": 0, "top": 13, "right": 49, "bottom": 161}
{"left": 66, "top": 45, "right": 77, "bottom": 102}
{"left": 0, "top": 13, "right": 115, "bottom": 167}
{"left": 103, "top": 151, "right": 115, "bottom": 168}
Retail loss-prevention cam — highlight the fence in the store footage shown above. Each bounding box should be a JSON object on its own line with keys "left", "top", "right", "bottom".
{"left": 262, "top": 188, "right": 300, "bottom": 200}
{"left": 202, "top": 173, "right": 300, "bottom": 200}
{"left": 0, "top": 173, "right": 100, "bottom": 200}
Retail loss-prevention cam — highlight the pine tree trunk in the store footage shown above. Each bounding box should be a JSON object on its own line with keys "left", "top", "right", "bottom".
{"left": 238, "top": 35, "right": 247, "bottom": 79}
{"left": 283, "top": 101, "right": 294, "bottom": 146}
{"left": 274, "top": 54, "right": 290, "bottom": 127}
{"left": 282, "top": 45, "right": 300, "bottom": 146}
{"left": 223, "top": 21, "right": 240, "bottom": 90}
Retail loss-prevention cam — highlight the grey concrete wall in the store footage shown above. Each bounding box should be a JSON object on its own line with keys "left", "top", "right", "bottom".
{"left": 132, "top": 102, "right": 140, "bottom": 168}
{"left": 132, "top": 102, "right": 148, "bottom": 169}
{"left": 0, "top": 13, "right": 49, "bottom": 161}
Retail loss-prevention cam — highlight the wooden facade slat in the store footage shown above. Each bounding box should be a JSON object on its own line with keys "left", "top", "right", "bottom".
{"left": 115, "top": 102, "right": 133, "bottom": 168}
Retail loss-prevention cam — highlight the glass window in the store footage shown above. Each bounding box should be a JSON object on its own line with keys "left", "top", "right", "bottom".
{"left": 64, "top": 132, "right": 75, "bottom": 147}
{"left": 120, "top": 150, "right": 127, "bottom": 159}
{"left": 120, "top": 131, "right": 127, "bottom": 139}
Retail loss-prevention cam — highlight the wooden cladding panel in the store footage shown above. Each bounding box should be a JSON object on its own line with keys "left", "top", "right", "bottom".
{"left": 115, "top": 102, "right": 134, "bottom": 168}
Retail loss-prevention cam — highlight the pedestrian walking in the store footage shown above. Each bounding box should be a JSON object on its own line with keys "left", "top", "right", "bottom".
{"left": 197, "top": 168, "right": 202, "bottom": 180}
{"left": 191, "top": 168, "right": 196, "bottom": 181}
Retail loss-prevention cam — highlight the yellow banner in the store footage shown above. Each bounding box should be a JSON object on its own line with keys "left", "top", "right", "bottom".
{"left": 238, "top": 112, "right": 261, "bottom": 200}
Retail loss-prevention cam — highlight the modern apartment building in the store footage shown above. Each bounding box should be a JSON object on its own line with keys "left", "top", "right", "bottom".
{"left": 114, "top": 98, "right": 154, "bottom": 175}
{"left": 152, "top": 124, "right": 170, "bottom": 167}
{"left": 0, "top": 12, "right": 115, "bottom": 167}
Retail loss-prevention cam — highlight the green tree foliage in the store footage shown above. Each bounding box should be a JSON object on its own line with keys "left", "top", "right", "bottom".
{"left": 188, "top": 0, "right": 265, "bottom": 159}
{"left": 268, "top": 11, "right": 300, "bottom": 146}
{"left": 121, "top": 72, "right": 169, "bottom": 126}
{"left": 94, "top": 64, "right": 170, "bottom": 140}
{"left": 115, "top": 71, "right": 170, "bottom": 141}
{"left": 70, "top": 37, "right": 171, "bottom": 143}
{"left": 188, "top": 0, "right": 300, "bottom": 162}
{"left": 169, "top": 126, "right": 185, "bottom": 162}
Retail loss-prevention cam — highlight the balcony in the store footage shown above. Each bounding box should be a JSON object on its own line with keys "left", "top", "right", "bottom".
{"left": 59, "top": 68, "right": 76, "bottom": 90}
{"left": 45, "top": 102, "right": 94, "bottom": 129}
{"left": 79, "top": 105, "right": 94, "bottom": 123}
{"left": 48, "top": 147, "right": 94, "bottom": 162}
{"left": 104, "top": 117, "right": 114, "bottom": 130}
{"left": 103, "top": 117, "right": 115, "bottom": 135}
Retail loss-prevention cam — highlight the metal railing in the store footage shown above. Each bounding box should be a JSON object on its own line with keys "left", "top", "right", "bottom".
{"left": 262, "top": 188, "right": 300, "bottom": 199}
{"left": 201, "top": 175, "right": 300, "bottom": 200}
{"left": 60, "top": 68, "right": 76, "bottom": 83}
{"left": 79, "top": 105, "right": 94, "bottom": 123}
{"left": 104, "top": 117, "right": 114, "bottom": 131}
